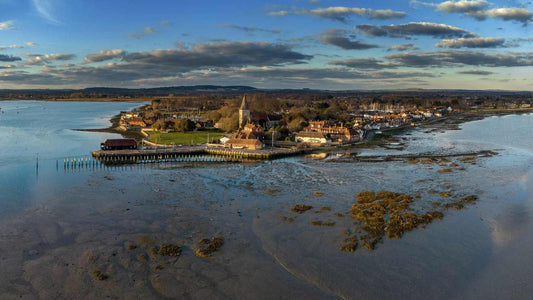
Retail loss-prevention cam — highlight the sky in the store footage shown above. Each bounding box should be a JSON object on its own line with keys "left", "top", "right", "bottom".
{"left": 0, "top": 0, "right": 532, "bottom": 90}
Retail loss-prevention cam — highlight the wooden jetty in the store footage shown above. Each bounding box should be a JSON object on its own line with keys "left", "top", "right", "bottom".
{"left": 92, "top": 146, "right": 206, "bottom": 164}
{"left": 90, "top": 146, "right": 310, "bottom": 165}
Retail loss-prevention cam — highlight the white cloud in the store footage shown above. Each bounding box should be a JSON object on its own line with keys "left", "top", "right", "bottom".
{"left": 436, "top": 37, "right": 506, "bottom": 48}
{"left": 0, "top": 45, "right": 22, "bottom": 51}
{"left": 0, "top": 20, "right": 14, "bottom": 30}
{"left": 128, "top": 26, "right": 157, "bottom": 39}
{"left": 437, "top": 0, "right": 489, "bottom": 14}
{"left": 0, "top": 64, "right": 16, "bottom": 69}
{"left": 419, "top": 0, "right": 533, "bottom": 23}
{"left": 84, "top": 49, "right": 125, "bottom": 63}
{"left": 26, "top": 53, "right": 75, "bottom": 65}
{"left": 32, "top": 0, "right": 61, "bottom": 24}
{"left": 144, "top": 27, "right": 155, "bottom": 34}
{"left": 219, "top": 24, "right": 281, "bottom": 34}
{"left": 388, "top": 43, "right": 420, "bottom": 51}
{"left": 268, "top": 7, "right": 407, "bottom": 21}
{"left": 457, "top": 69, "right": 494, "bottom": 75}
{"left": 485, "top": 8, "right": 532, "bottom": 23}
{"left": 268, "top": 10, "right": 290, "bottom": 16}
{"left": 0, "top": 43, "right": 37, "bottom": 51}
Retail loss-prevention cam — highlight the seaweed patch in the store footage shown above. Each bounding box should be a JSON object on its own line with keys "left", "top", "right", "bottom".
{"left": 195, "top": 237, "right": 224, "bottom": 258}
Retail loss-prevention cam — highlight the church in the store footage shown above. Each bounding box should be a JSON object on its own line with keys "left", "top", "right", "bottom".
{"left": 239, "top": 94, "right": 251, "bottom": 128}
{"left": 224, "top": 95, "right": 265, "bottom": 150}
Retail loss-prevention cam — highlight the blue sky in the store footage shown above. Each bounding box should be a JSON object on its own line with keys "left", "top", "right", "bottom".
{"left": 0, "top": 0, "right": 532, "bottom": 90}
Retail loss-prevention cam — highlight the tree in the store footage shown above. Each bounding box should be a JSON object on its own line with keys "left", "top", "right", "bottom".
{"left": 314, "top": 102, "right": 330, "bottom": 109}
{"left": 217, "top": 116, "right": 239, "bottom": 132}
{"left": 144, "top": 110, "right": 162, "bottom": 120}
{"left": 273, "top": 126, "right": 289, "bottom": 140}
{"left": 173, "top": 119, "right": 195, "bottom": 132}
{"left": 152, "top": 120, "right": 169, "bottom": 131}
{"left": 288, "top": 117, "right": 307, "bottom": 132}
{"left": 250, "top": 94, "right": 281, "bottom": 113}
{"left": 206, "top": 111, "right": 222, "bottom": 123}
{"left": 451, "top": 99, "right": 460, "bottom": 108}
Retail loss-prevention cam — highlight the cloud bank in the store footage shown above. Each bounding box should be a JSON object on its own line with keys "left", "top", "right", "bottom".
{"left": 435, "top": 37, "right": 506, "bottom": 48}
{"left": 269, "top": 6, "right": 407, "bottom": 22}
{"left": 320, "top": 29, "right": 378, "bottom": 50}
{"left": 357, "top": 22, "right": 475, "bottom": 38}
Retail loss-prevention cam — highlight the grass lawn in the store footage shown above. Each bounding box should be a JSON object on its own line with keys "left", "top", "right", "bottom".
{"left": 148, "top": 130, "right": 226, "bottom": 145}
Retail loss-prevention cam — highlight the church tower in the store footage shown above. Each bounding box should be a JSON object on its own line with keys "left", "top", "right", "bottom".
{"left": 239, "top": 95, "right": 251, "bottom": 128}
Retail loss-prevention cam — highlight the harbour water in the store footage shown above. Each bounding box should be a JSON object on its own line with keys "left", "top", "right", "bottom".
{"left": 0, "top": 101, "right": 532, "bottom": 299}
{"left": 0, "top": 101, "right": 143, "bottom": 215}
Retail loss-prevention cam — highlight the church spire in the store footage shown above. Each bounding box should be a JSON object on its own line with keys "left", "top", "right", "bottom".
{"left": 240, "top": 95, "right": 249, "bottom": 110}
{"left": 239, "top": 94, "right": 251, "bottom": 128}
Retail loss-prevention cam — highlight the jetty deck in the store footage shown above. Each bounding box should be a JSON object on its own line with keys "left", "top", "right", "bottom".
{"left": 91, "top": 146, "right": 310, "bottom": 164}
{"left": 92, "top": 146, "right": 205, "bottom": 157}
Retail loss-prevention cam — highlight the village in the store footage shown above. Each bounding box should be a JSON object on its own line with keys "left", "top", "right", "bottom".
{"left": 107, "top": 94, "right": 465, "bottom": 153}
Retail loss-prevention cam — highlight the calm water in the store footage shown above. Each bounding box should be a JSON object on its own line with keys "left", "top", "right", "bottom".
{"left": 0, "top": 100, "right": 144, "bottom": 214}
{"left": 414, "top": 113, "right": 533, "bottom": 155}
{"left": 0, "top": 104, "right": 532, "bottom": 299}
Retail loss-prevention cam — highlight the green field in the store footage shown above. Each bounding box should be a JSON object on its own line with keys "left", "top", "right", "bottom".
{"left": 148, "top": 130, "right": 226, "bottom": 145}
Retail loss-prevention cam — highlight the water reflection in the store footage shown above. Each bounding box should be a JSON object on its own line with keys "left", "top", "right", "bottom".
{"left": 491, "top": 204, "right": 529, "bottom": 247}
{"left": 490, "top": 167, "right": 533, "bottom": 247}
{"left": 0, "top": 100, "right": 145, "bottom": 215}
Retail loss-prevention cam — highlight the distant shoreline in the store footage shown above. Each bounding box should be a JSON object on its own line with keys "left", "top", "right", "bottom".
{"left": 73, "top": 104, "right": 149, "bottom": 140}
{"left": 0, "top": 98, "right": 151, "bottom": 103}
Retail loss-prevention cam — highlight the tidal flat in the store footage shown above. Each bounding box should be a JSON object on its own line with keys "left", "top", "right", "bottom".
{"left": 0, "top": 103, "right": 532, "bottom": 299}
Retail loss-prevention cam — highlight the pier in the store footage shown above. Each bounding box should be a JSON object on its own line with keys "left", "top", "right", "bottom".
{"left": 61, "top": 154, "right": 228, "bottom": 171}
{"left": 90, "top": 146, "right": 310, "bottom": 165}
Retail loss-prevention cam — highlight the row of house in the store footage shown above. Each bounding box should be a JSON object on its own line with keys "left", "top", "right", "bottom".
{"left": 351, "top": 107, "right": 451, "bottom": 131}
{"left": 295, "top": 121, "right": 363, "bottom": 145}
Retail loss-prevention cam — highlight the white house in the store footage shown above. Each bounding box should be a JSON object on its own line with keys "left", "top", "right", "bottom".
{"left": 295, "top": 132, "right": 328, "bottom": 144}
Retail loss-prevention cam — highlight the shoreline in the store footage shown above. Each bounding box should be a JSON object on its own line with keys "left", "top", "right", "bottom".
{"left": 78, "top": 107, "right": 533, "bottom": 155}
{"left": 0, "top": 98, "right": 151, "bottom": 103}
{"left": 74, "top": 113, "right": 145, "bottom": 140}
{"left": 359, "top": 108, "right": 533, "bottom": 142}
{"left": 73, "top": 104, "right": 149, "bottom": 140}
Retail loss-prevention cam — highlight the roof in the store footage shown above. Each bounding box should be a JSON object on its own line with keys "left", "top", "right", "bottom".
{"left": 102, "top": 139, "right": 137, "bottom": 146}
{"left": 297, "top": 131, "right": 326, "bottom": 139}
{"left": 240, "top": 95, "right": 249, "bottom": 110}
{"left": 309, "top": 120, "right": 326, "bottom": 127}
{"left": 232, "top": 131, "right": 259, "bottom": 140}
{"left": 227, "top": 138, "right": 263, "bottom": 146}
{"left": 267, "top": 114, "right": 282, "bottom": 121}
{"left": 125, "top": 117, "right": 146, "bottom": 126}
{"left": 251, "top": 111, "right": 268, "bottom": 121}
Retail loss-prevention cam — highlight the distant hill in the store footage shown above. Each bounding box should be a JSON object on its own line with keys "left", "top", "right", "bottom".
{"left": 0, "top": 85, "right": 259, "bottom": 100}
{"left": 0, "top": 85, "right": 531, "bottom": 101}
{"left": 79, "top": 85, "right": 258, "bottom": 95}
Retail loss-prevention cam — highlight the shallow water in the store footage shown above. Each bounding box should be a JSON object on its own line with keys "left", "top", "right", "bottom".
{"left": 0, "top": 100, "right": 143, "bottom": 214}
{"left": 0, "top": 104, "right": 532, "bottom": 299}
